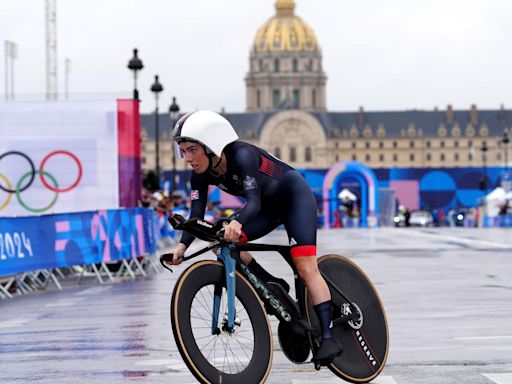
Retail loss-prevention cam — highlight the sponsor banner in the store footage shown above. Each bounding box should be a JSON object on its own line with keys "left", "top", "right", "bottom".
{"left": 0, "top": 208, "right": 159, "bottom": 276}
{"left": 0, "top": 100, "right": 119, "bottom": 216}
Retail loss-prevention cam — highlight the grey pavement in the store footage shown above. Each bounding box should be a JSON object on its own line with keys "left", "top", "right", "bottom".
{"left": 1, "top": 227, "right": 511, "bottom": 384}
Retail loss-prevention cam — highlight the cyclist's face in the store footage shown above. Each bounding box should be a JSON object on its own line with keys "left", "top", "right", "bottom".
{"left": 179, "top": 142, "right": 209, "bottom": 174}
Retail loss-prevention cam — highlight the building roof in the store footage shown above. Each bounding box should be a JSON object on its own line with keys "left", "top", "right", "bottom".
{"left": 141, "top": 108, "right": 511, "bottom": 141}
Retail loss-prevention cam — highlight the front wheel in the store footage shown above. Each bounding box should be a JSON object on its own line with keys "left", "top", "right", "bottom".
{"left": 305, "top": 254, "right": 389, "bottom": 383}
{"left": 171, "top": 260, "right": 273, "bottom": 384}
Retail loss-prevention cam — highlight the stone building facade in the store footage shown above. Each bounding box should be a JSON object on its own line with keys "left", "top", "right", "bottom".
{"left": 141, "top": 0, "right": 511, "bottom": 174}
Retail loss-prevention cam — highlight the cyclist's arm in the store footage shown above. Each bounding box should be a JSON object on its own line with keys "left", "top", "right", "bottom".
{"left": 180, "top": 174, "right": 208, "bottom": 248}
{"left": 229, "top": 146, "right": 262, "bottom": 226}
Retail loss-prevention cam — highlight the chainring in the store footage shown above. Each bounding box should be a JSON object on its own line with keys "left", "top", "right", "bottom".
{"left": 277, "top": 321, "right": 311, "bottom": 364}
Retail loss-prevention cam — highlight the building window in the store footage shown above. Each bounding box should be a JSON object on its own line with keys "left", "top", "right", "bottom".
{"left": 259, "top": 59, "right": 264, "bottom": 72}
{"left": 335, "top": 154, "right": 339, "bottom": 162}
{"left": 352, "top": 154, "right": 357, "bottom": 161}
{"left": 426, "top": 153, "right": 431, "bottom": 161}
{"left": 468, "top": 140, "right": 473, "bottom": 147}
{"left": 365, "top": 154, "right": 371, "bottom": 162}
{"left": 410, "top": 141, "right": 415, "bottom": 148}
{"left": 292, "top": 58, "right": 299, "bottom": 72}
{"left": 440, "top": 141, "right": 445, "bottom": 148}
{"left": 379, "top": 141, "right": 384, "bottom": 149}
{"left": 309, "top": 59, "right": 313, "bottom": 71}
{"left": 312, "top": 89, "right": 316, "bottom": 108}
{"left": 142, "top": 157, "right": 146, "bottom": 164}
{"left": 365, "top": 142, "right": 370, "bottom": 149}
{"left": 440, "top": 153, "right": 445, "bottom": 161}
{"left": 273, "top": 89, "right": 281, "bottom": 108}
{"left": 410, "top": 153, "right": 415, "bottom": 161}
{"left": 393, "top": 141, "right": 398, "bottom": 149}
{"left": 274, "top": 59, "right": 280, "bottom": 73}
{"left": 275, "top": 147, "right": 281, "bottom": 159}
{"left": 454, "top": 153, "right": 459, "bottom": 161}
{"left": 292, "top": 89, "right": 300, "bottom": 108}
{"left": 256, "top": 90, "right": 261, "bottom": 108}
{"left": 468, "top": 152, "right": 473, "bottom": 161}
{"left": 290, "top": 147, "right": 296, "bottom": 162}
{"left": 426, "top": 141, "right": 431, "bottom": 148}
{"left": 379, "top": 154, "right": 384, "bottom": 162}
{"left": 305, "top": 147, "right": 312, "bottom": 162}
{"left": 454, "top": 140, "right": 459, "bottom": 148}
{"left": 352, "top": 142, "right": 356, "bottom": 149}
{"left": 393, "top": 154, "right": 398, "bottom": 162}
{"left": 497, "top": 153, "right": 502, "bottom": 161}
{"left": 335, "top": 142, "right": 339, "bottom": 148}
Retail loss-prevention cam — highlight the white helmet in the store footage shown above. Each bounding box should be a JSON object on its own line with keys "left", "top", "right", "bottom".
{"left": 172, "top": 110, "right": 239, "bottom": 158}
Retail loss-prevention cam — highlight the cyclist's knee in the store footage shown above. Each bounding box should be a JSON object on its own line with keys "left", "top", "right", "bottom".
{"left": 294, "top": 259, "right": 319, "bottom": 281}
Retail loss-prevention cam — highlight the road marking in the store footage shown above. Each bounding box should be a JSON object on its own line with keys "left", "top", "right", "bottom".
{"left": 292, "top": 377, "right": 396, "bottom": 384}
{"left": 45, "top": 297, "right": 86, "bottom": 308}
{"left": 454, "top": 336, "right": 512, "bottom": 341}
{"left": 483, "top": 373, "right": 512, "bottom": 384}
{"left": 0, "top": 317, "right": 33, "bottom": 329}
{"left": 74, "top": 286, "right": 113, "bottom": 296}
{"left": 410, "top": 230, "right": 511, "bottom": 249}
{"left": 135, "top": 358, "right": 187, "bottom": 371}
{"left": 371, "top": 376, "right": 398, "bottom": 384}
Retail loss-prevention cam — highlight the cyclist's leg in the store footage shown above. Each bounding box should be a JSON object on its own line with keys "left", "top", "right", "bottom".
{"left": 277, "top": 171, "right": 342, "bottom": 363}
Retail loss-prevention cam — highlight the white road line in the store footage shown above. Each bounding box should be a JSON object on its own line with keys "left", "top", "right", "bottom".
{"left": 74, "top": 286, "right": 113, "bottom": 296}
{"left": 292, "top": 376, "right": 396, "bottom": 384}
{"left": 45, "top": 297, "right": 86, "bottom": 308}
{"left": 0, "top": 317, "right": 33, "bottom": 329}
{"left": 483, "top": 373, "right": 512, "bottom": 384}
{"left": 371, "top": 376, "right": 398, "bottom": 384}
{"left": 408, "top": 230, "right": 511, "bottom": 249}
{"left": 135, "top": 358, "right": 188, "bottom": 371}
{"left": 454, "top": 336, "right": 512, "bottom": 341}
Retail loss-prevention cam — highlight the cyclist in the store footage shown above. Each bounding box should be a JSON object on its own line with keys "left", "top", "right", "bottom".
{"left": 166, "top": 110, "right": 342, "bottom": 365}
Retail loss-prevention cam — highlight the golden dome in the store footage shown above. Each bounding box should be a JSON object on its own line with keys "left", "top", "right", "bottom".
{"left": 253, "top": 0, "right": 318, "bottom": 52}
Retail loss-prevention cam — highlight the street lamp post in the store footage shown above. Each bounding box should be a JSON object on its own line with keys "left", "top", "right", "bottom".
{"left": 127, "top": 48, "right": 143, "bottom": 100}
{"left": 502, "top": 130, "right": 510, "bottom": 174}
{"left": 151, "top": 75, "right": 164, "bottom": 186}
{"left": 169, "top": 96, "right": 180, "bottom": 192}
{"left": 480, "top": 141, "right": 489, "bottom": 193}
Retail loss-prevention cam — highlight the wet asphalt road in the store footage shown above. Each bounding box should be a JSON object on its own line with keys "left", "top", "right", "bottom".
{"left": 1, "top": 227, "right": 511, "bottom": 384}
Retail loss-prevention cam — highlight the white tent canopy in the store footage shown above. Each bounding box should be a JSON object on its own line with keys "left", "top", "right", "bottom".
{"left": 338, "top": 188, "right": 357, "bottom": 201}
{"left": 485, "top": 187, "right": 510, "bottom": 217}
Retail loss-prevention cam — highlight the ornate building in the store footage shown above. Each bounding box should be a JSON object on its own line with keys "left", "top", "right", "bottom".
{"left": 141, "top": 0, "right": 511, "bottom": 174}
{"left": 245, "top": 0, "right": 326, "bottom": 112}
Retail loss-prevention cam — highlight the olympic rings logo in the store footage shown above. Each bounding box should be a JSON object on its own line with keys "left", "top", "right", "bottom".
{"left": 0, "top": 150, "right": 83, "bottom": 213}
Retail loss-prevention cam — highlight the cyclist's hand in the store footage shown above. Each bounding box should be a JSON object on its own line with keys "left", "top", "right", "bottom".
{"left": 223, "top": 220, "right": 242, "bottom": 242}
{"left": 168, "top": 243, "right": 187, "bottom": 266}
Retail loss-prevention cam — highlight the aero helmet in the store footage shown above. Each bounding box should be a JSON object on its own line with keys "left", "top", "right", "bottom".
{"left": 172, "top": 110, "right": 239, "bottom": 158}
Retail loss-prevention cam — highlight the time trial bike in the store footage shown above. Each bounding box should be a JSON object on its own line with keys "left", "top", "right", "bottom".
{"left": 160, "top": 214, "right": 389, "bottom": 384}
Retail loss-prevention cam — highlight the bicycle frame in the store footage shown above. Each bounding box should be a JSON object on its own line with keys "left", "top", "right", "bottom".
{"left": 212, "top": 242, "right": 304, "bottom": 332}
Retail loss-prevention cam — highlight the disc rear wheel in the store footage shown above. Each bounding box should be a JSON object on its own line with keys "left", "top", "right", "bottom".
{"left": 305, "top": 254, "right": 389, "bottom": 383}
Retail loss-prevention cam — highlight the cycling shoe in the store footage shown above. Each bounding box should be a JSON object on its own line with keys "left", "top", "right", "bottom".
{"left": 312, "top": 338, "right": 343, "bottom": 366}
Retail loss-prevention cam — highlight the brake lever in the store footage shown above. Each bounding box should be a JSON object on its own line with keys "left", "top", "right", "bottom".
{"left": 160, "top": 253, "right": 183, "bottom": 273}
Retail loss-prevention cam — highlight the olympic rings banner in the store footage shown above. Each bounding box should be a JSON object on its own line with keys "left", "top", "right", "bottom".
{"left": 0, "top": 208, "right": 159, "bottom": 277}
{"left": 0, "top": 100, "right": 141, "bottom": 217}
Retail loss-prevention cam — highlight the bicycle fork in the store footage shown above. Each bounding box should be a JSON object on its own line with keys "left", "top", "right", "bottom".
{"left": 211, "top": 245, "right": 237, "bottom": 334}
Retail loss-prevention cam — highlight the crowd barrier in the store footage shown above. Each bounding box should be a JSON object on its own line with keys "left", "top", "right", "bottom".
{"left": 0, "top": 208, "right": 164, "bottom": 299}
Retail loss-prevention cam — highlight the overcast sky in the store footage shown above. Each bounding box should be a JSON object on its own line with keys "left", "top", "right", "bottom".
{"left": 1, "top": 0, "right": 511, "bottom": 114}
